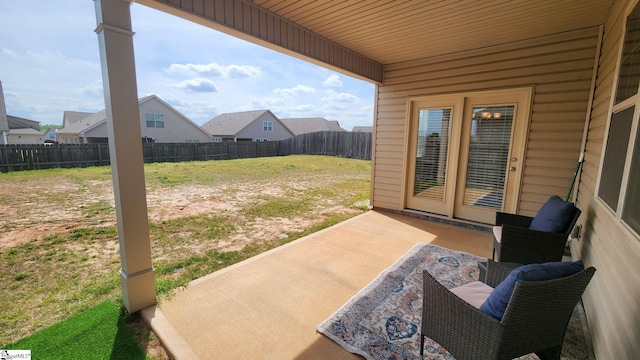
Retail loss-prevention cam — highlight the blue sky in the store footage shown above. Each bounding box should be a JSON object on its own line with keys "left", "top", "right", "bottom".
{"left": 0, "top": 1, "right": 375, "bottom": 130}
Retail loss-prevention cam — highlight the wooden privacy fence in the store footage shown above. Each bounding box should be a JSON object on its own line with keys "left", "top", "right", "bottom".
{"left": 279, "top": 131, "right": 372, "bottom": 160}
{"left": 0, "top": 131, "right": 372, "bottom": 173}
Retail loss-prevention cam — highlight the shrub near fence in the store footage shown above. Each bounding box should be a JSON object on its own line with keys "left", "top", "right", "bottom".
{"left": 0, "top": 131, "right": 372, "bottom": 173}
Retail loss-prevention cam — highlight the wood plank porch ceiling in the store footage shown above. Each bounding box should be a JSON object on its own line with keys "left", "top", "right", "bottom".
{"left": 138, "top": 0, "right": 614, "bottom": 83}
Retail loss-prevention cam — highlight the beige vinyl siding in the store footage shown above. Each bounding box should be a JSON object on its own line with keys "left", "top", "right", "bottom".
{"left": 571, "top": 0, "right": 640, "bottom": 358}
{"left": 371, "top": 27, "right": 599, "bottom": 215}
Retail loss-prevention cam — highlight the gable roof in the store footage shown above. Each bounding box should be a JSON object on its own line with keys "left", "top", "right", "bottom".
{"left": 0, "top": 81, "right": 10, "bottom": 132}
{"left": 62, "top": 111, "right": 93, "bottom": 128}
{"left": 352, "top": 126, "right": 372, "bottom": 133}
{"left": 57, "top": 109, "right": 106, "bottom": 135}
{"left": 8, "top": 127, "right": 44, "bottom": 136}
{"left": 57, "top": 95, "right": 210, "bottom": 137}
{"left": 280, "top": 117, "right": 346, "bottom": 135}
{"left": 201, "top": 110, "right": 279, "bottom": 136}
{"left": 7, "top": 115, "right": 40, "bottom": 130}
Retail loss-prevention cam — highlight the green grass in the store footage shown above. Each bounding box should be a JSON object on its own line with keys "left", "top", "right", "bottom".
{"left": 2, "top": 300, "right": 146, "bottom": 360}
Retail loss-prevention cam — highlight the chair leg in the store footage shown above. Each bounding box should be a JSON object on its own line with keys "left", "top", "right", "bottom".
{"left": 535, "top": 345, "right": 562, "bottom": 360}
{"left": 419, "top": 333, "right": 425, "bottom": 355}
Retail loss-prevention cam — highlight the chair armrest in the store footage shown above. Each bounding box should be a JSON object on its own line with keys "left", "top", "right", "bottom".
{"left": 422, "top": 270, "right": 502, "bottom": 359}
{"left": 499, "top": 225, "right": 567, "bottom": 263}
{"left": 484, "top": 260, "right": 518, "bottom": 287}
{"left": 495, "top": 212, "right": 534, "bottom": 228}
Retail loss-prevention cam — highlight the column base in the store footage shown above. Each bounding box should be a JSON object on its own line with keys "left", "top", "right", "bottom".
{"left": 120, "top": 268, "right": 156, "bottom": 313}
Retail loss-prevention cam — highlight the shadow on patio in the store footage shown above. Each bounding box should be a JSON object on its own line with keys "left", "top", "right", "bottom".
{"left": 141, "top": 210, "right": 493, "bottom": 359}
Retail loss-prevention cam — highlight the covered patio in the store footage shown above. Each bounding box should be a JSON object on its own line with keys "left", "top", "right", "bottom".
{"left": 94, "top": 0, "right": 640, "bottom": 358}
{"left": 142, "top": 210, "right": 493, "bottom": 359}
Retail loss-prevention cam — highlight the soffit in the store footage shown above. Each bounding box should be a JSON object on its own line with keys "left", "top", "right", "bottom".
{"left": 250, "top": 0, "right": 614, "bottom": 65}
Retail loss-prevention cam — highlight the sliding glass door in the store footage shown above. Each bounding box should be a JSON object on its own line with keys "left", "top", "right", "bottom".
{"left": 406, "top": 88, "right": 532, "bottom": 223}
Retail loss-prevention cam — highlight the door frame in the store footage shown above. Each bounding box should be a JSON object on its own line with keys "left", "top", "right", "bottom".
{"left": 402, "top": 87, "right": 533, "bottom": 222}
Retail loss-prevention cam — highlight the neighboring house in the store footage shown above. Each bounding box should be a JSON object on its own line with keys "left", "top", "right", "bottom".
{"left": 6, "top": 115, "right": 45, "bottom": 144}
{"left": 351, "top": 126, "right": 372, "bottom": 132}
{"left": 279, "top": 117, "right": 346, "bottom": 135}
{"left": 57, "top": 95, "right": 212, "bottom": 144}
{"left": 201, "top": 110, "right": 293, "bottom": 142}
{"left": 43, "top": 128, "right": 58, "bottom": 143}
{"left": 0, "top": 81, "right": 11, "bottom": 144}
{"left": 6, "top": 127, "right": 44, "bottom": 144}
{"left": 0, "top": 81, "right": 45, "bottom": 144}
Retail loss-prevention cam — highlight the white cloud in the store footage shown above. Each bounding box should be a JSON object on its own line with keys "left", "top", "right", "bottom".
{"left": 321, "top": 90, "right": 359, "bottom": 103}
{"left": 323, "top": 74, "right": 343, "bottom": 87}
{"left": 166, "top": 62, "right": 261, "bottom": 79}
{"left": 2, "top": 48, "right": 17, "bottom": 57}
{"left": 271, "top": 85, "right": 315, "bottom": 97}
{"left": 178, "top": 78, "right": 219, "bottom": 93}
{"left": 81, "top": 82, "right": 104, "bottom": 98}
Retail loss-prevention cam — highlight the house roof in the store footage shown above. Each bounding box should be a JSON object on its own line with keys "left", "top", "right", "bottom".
{"left": 0, "top": 81, "right": 8, "bottom": 132}
{"left": 352, "top": 126, "right": 373, "bottom": 133}
{"left": 57, "top": 109, "right": 106, "bottom": 135}
{"left": 58, "top": 94, "right": 209, "bottom": 137}
{"left": 280, "top": 117, "right": 346, "bottom": 135}
{"left": 8, "top": 127, "right": 44, "bottom": 136}
{"left": 7, "top": 115, "right": 40, "bottom": 131}
{"left": 62, "top": 111, "right": 94, "bottom": 127}
{"left": 201, "top": 110, "right": 277, "bottom": 136}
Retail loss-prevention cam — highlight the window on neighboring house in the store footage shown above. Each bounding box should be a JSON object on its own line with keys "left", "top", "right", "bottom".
{"left": 146, "top": 113, "right": 165, "bottom": 128}
{"left": 598, "top": 2, "right": 640, "bottom": 235}
{"left": 263, "top": 121, "right": 273, "bottom": 131}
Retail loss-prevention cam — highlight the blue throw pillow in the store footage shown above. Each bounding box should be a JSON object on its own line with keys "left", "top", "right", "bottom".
{"left": 529, "top": 195, "right": 577, "bottom": 232}
{"left": 479, "top": 261, "right": 584, "bottom": 320}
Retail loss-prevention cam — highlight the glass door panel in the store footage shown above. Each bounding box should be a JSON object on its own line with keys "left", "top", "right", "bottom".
{"left": 413, "top": 109, "right": 451, "bottom": 201}
{"left": 463, "top": 106, "right": 514, "bottom": 209}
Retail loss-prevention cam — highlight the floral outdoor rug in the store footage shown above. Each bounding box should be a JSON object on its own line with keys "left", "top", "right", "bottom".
{"left": 316, "top": 243, "right": 592, "bottom": 360}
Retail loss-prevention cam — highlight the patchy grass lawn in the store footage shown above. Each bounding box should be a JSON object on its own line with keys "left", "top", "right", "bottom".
{"left": 0, "top": 155, "right": 371, "bottom": 356}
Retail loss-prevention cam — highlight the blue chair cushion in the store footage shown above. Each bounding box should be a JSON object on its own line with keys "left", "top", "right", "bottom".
{"left": 529, "top": 195, "right": 577, "bottom": 232}
{"left": 479, "top": 260, "right": 584, "bottom": 320}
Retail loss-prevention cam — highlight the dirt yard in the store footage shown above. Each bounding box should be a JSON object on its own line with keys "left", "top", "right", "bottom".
{"left": 0, "top": 155, "right": 371, "bottom": 356}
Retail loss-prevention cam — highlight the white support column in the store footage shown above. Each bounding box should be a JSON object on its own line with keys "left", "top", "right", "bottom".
{"left": 94, "top": 0, "right": 156, "bottom": 312}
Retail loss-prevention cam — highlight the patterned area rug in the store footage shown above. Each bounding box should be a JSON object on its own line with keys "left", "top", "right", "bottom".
{"left": 316, "top": 243, "right": 592, "bottom": 360}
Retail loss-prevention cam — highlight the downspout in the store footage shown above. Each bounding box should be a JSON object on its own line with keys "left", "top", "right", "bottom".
{"left": 573, "top": 25, "right": 604, "bottom": 204}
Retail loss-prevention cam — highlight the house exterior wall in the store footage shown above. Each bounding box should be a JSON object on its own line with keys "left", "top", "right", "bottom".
{"left": 570, "top": 0, "right": 640, "bottom": 358}
{"left": 84, "top": 124, "right": 109, "bottom": 141}
{"left": 138, "top": 98, "right": 211, "bottom": 143}
{"left": 6, "top": 133, "right": 43, "bottom": 144}
{"left": 371, "top": 27, "right": 600, "bottom": 215}
{"left": 236, "top": 112, "right": 293, "bottom": 141}
{"left": 58, "top": 134, "right": 86, "bottom": 144}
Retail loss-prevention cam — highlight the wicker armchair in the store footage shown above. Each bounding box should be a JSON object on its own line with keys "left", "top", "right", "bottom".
{"left": 420, "top": 260, "right": 596, "bottom": 360}
{"left": 493, "top": 204, "right": 581, "bottom": 264}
